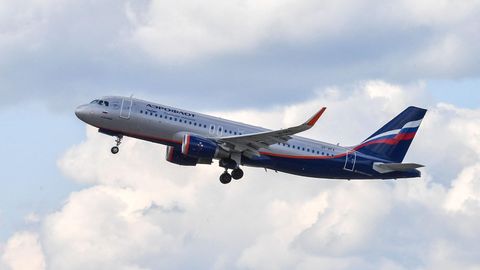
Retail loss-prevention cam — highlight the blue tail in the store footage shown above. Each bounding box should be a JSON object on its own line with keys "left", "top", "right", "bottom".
{"left": 355, "top": 106, "right": 427, "bottom": 163}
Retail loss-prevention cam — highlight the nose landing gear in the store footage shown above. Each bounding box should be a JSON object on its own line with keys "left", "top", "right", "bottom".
{"left": 111, "top": 135, "right": 123, "bottom": 154}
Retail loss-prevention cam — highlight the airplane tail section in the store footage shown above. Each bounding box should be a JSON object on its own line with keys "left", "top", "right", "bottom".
{"left": 355, "top": 106, "right": 427, "bottom": 163}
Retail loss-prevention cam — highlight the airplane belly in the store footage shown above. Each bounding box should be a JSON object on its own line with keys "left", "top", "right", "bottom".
{"left": 244, "top": 154, "right": 374, "bottom": 179}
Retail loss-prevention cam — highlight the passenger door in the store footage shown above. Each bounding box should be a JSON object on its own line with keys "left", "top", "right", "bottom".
{"left": 120, "top": 98, "right": 133, "bottom": 119}
{"left": 344, "top": 150, "right": 356, "bottom": 171}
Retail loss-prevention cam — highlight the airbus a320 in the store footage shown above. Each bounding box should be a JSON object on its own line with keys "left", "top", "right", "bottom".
{"left": 75, "top": 96, "right": 426, "bottom": 184}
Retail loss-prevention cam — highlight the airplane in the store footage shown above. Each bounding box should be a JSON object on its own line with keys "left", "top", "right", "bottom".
{"left": 75, "top": 96, "right": 427, "bottom": 184}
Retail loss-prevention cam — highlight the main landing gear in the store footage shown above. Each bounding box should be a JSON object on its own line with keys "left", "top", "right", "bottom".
{"left": 219, "top": 158, "right": 244, "bottom": 184}
{"left": 219, "top": 168, "right": 244, "bottom": 184}
{"left": 111, "top": 135, "right": 123, "bottom": 154}
{"left": 220, "top": 168, "right": 243, "bottom": 184}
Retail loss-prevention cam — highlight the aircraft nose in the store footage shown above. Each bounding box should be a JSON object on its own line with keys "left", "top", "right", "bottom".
{"left": 75, "top": 105, "right": 89, "bottom": 121}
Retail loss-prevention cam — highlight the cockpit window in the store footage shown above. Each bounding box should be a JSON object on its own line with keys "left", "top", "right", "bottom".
{"left": 90, "top": 100, "right": 109, "bottom": 106}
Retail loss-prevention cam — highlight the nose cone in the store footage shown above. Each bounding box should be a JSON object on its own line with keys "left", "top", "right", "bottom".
{"left": 75, "top": 105, "right": 89, "bottom": 122}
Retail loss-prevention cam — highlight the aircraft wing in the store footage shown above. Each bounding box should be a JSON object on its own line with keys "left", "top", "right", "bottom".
{"left": 215, "top": 107, "right": 326, "bottom": 157}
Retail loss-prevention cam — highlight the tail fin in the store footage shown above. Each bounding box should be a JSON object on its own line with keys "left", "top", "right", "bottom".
{"left": 355, "top": 106, "right": 427, "bottom": 163}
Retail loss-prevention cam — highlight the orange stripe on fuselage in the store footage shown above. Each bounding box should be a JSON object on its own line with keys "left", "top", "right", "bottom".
{"left": 259, "top": 151, "right": 344, "bottom": 160}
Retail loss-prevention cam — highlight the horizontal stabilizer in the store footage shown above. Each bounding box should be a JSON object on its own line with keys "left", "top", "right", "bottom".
{"left": 373, "top": 162, "right": 424, "bottom": 174}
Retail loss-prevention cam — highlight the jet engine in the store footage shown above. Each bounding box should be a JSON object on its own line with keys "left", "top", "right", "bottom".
{"left": 181, "top": 134, "right": 228, "bottom": 160}
{"left": 166, "top": 146, "right": 199, "bottom": 166}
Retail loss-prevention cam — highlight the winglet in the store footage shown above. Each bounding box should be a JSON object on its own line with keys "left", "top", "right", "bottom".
{"left": 306, "top": 107, "right": 327, "bottom": 127}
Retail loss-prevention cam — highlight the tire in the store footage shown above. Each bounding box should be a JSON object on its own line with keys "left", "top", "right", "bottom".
{"left": 219, "top": 172, "right": 232, "bottom": 184}
{"left": 231, "top": 168, "right": 244, "bottom": 180}
{"left": 111, "top": 146, "right": 119, "bottom": 154}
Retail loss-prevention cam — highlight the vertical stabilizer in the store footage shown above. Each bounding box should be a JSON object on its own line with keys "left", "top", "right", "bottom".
{"left": 355, "top": 107, "right": 427, "bottom": 162}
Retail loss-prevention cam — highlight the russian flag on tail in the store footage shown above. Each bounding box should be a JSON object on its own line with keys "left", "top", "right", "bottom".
{"left": 355, "top": 106, "right": 427, "bottom": 163}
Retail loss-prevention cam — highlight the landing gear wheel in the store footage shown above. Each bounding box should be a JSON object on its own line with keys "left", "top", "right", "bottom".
{"left": 231, "top": 168, "right": 244, "bottom": 180}
{"left": 111, "top": 135, "right": 123, "bottom": 155}
{"left": 220, "top": 172, "right": 232, "bottom": 184}
{"left": 111, "top": 146, "right": 120, "bottom": 154}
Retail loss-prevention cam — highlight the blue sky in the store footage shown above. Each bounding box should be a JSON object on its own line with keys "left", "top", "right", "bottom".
{"left": 1, "top": 1, "right": 480, "bottom": 270}
{"left": 428, "top": 80, "right": 480, "bottom": 108}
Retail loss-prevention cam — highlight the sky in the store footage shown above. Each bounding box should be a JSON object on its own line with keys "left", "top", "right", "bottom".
{"left": 1, "top": 0, "right": 480, "bottom": 269}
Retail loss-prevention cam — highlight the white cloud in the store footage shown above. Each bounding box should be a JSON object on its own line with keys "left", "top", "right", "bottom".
{"left": 123, "top": 0, "right": 480, "bottom": 72}
{"left": 24, "top": 213, "right": 41, "bottom": 224}
{"left": 42, "top": 186, "right": 180, "bottom": 270}
{"left": 1, "top": 232, "right": 46, "bottom": 270}
{"left": 1, "top": 0, "right": 479, "bottom": 71}
{"left": 1, "top": 0, "right": 480, "bottom": 111}
{"left": 445, "top": 164, "right": 480, "bottom": 214}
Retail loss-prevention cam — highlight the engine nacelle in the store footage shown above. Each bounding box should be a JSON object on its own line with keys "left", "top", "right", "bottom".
{"left": 166, "top": 146, "right": 198, "bottom": 166}
{"left": 182, "top": 134, "right": 222, "bottom": 159}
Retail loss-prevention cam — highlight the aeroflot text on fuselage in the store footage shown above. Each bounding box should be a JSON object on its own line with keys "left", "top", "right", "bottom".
{"left": 146, "top": 104, "right": 196, "bottom": 118}
{"left": 75, "top": 96, "right": 427, "bottom": 184}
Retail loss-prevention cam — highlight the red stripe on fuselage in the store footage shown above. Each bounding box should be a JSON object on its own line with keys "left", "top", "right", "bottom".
{"left": 97, "top": 127, "right": 182, "bottom": 146}
{"left": 259, "top": 132, "right": 417, "bottom": 160}
{"left": 259, "top": 151, "right": 338, "bottom": 160}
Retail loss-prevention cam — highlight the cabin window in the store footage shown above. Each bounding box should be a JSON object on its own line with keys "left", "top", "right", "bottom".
{"left": 140, "top": 110, "right": 143, "bottom": 113}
